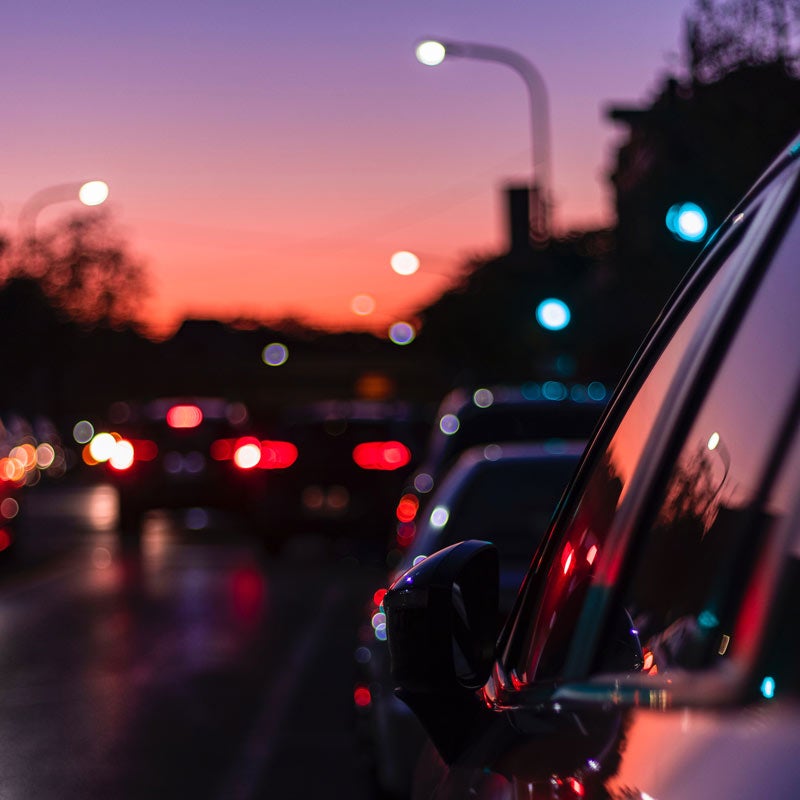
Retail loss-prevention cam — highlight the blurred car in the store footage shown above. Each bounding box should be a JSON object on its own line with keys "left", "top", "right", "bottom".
{"left": 388, "top": 383, "right": 606, "bottom": 558}
{"left": 356, "top": 440, "right": 585, "bottom": 798}
{"left": 384, "top": 134, "right": 800, "bottom": 799}
{"left": 253, "top": 399, "right": 429, "bottom": 551}
{"left": 83, "top": 397, "right": 272, "bottom": 534}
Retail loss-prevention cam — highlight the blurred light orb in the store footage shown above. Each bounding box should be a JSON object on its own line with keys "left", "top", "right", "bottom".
{"left": 666, "top": 202, "right": 708, "bottom": 242}
{"left": 36, "top": 443, "right": 56, "bottom": 469}
{"left": 262, "top": 342, "right": 289, "bottom": 366}
{"left": 389, "top": 321, "right": 416, "bottom": 345}
{"left": 351, "top": 294, "right": 376, "bottom": 316}
{"left": 707, "top": 431, "right": 721, "bottom": 451}
{"left": 89, "top": 432, "right": 117, "bottom": 463}
{"left": 542, "top": 381, "right": 568, "bottom": 401}
{"left": 109, "top": 439, "right": 135, "bottom": 470}
{"left": 73, "top": 420, "right": 94, "bottom": 444}
{"left": 536, "top": 298, "right": 571, "bottom": 331}
{"left": 0, "top": 498, "right": 19, "bottom": 520}
{"left": 473, "top": 388, "right": 494, "bottom": 408}
{"left": 416, "top": 40, "right": 446, "bottom": 66}
{"left": 390, "top": 251, "right": 420, "bottom": 276}
{"left": 78, "top": 180, "right": 109, "bottom": 207}
{"left": 234, "top": 443, "right": 262, "bottom": 469}
{"left": 439, "top": 413, "right": 460, "bottom": 435}
{"left": 413, "top": 473, "right": 434, "bottom": 493}
{"left": 587, "top": 381, "right": 607, "bottom": 401}
{"left": 430, "top": 506, "right": 450, "bottom": 528}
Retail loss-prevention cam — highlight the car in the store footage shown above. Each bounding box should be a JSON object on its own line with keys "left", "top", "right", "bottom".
{"left": 388, "top": 383, "right": 606, "bottom": 560}
{"left": 82, "top": 397, "right": 272, "bottom": 535}
{"left": 383, "top": 132, "right": 800, "bottom": 799}
{"left": 253, "top": 399, "right": 429, "bottom": 552}
{"left": 355, "top": 440, "right": 585, "bottom": 798}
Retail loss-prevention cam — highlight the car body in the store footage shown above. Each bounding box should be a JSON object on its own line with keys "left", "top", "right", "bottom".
{"left": 384, "top": 133, "right": 800, "bottom": 799}
{"left": 389, "top": 384, "right": 606, "bottom": 559}
{"left": 356, "top": 440, "right": 585, "bottom": 798}
{"left": 253, "top": 399, "right": 429, "bottom": 549}
{"left": 84, "top": 397, "right": 272, "bottom": 535}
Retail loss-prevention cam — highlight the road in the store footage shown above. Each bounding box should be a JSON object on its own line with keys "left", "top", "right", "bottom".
{"left": 0, "top": 482, "right": 387, "bottom": 799}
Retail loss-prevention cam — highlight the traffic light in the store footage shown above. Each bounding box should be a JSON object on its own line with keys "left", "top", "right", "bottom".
{"left": 535, "top": 298, "right": 571, "bottom": 331}
{"left": 666, "top": 202, "right": 708, "bottom": 242}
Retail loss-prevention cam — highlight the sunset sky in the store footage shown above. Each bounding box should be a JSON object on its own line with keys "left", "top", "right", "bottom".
{"left": 3, "top": 1, "right": 691, "bottom": 338}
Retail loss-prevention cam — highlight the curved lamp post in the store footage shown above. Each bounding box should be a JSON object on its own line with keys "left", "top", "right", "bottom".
{"left": 415, "top": 38, "right": 552, "bottom": 239}
{"left": 18, "top": 180, "right": 109, "bottom": 239}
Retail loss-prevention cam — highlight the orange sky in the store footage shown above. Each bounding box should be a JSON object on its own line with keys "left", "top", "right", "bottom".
{"left": 2, "top": 1, "right": 692, "bottom": 339}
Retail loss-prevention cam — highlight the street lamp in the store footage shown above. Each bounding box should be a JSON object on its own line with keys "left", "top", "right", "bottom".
{"left": 18, "top": 180, "right": 110, "bottom": 239}
{"left": 415, "top": 38, "right": 552, "bottom": 239}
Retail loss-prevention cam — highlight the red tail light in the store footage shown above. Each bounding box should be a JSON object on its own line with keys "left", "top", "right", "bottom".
{"left": 352, "top": 441, "right": 411, "bottom": 471}
{"left": 224, "top": 438, "right": 298, "bottom": 470}
{"left": 258, "top": 440, "right": 298, "bottom": 469}
{"left": 396, "top": 493, "right": 419, "bottom": 522}
{"left": 234, "top": 439, "right": 262, "bottom": 470}
{"left": 353, "top": 685, "right": 372, "bottom": 708}
{"left": 130, "top": 439, "right": 158, "bottom": 461}
{"left": 166, "top": 404, "right": 203, "bottom": 429}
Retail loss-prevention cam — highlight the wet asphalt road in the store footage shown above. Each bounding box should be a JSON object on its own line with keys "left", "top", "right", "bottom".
{"left": 0, "top": 483, "right": 387, "bottom": 799}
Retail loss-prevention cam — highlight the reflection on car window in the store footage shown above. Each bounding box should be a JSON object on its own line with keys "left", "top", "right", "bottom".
{"left": 595, "top": 204, "right": 800, "bottom": 677}
{"left": 507, "top": 220, "right": 750, "bottom": 687}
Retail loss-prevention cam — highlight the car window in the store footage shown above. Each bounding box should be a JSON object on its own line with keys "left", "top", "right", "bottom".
{"left": 443, "top": 456, "right": 579, "bottom": 558}
{"left": 593, "top": 210, "right": 800, "bottom": 676}
{"left": 499, "top": 175, "right": 795, "bottom": 688}
{"left": 505, "top": 246, "right": 741, "bottom": 685}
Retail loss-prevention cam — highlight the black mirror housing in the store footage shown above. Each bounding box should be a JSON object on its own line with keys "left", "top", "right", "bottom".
{"left": 384, "top": 540, "right": 500, "bottom": 761}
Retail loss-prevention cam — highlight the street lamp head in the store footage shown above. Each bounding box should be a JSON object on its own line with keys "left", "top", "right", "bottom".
{"left": 415, "top": 40, "right": 447, "bottom": 66}
{"left": 78, "top": 180, "right": 110, "bottom": 207}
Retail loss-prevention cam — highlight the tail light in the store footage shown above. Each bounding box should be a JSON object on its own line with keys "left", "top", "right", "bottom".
{"left": 233, "top": 439, "right": 262, "bottom": 470}
{"left": 214, "top": 438, "right": 299, "bottom": 470}
{"left": 166, "top": 404, "right": 203, "bottom": 429}
{"left": 352, "top": 441, "right": 411, "bottom": 471}
{"left": 85, "top": 433, "right": 157, "bottom": 471}
{"left": 258, "top": 440, "right": 298, "bottom": 469}
{"left": 396, "top": 493, "right": 419, "bottom": 522}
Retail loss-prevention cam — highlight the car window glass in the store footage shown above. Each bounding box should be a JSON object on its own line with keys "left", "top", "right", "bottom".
{"left": 594, "top": 216, "right": 800, "bottom": 675}
{"left": 445, "top": 457, "right": 579, "bottom": 558}
{"left": 507, "top": 217, "right": 752, "bottom": 687}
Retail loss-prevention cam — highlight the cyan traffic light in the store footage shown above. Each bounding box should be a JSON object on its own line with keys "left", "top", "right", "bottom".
{"left": 535, "top": 298, "right": 571, "bottom": 331}
{"left": 666, "top": 202, "right": 708, "bottom": 242}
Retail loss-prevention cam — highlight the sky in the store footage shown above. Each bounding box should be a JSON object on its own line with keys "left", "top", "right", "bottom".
{"left": 2, "top": 1, "right": 693, "bottom": 339}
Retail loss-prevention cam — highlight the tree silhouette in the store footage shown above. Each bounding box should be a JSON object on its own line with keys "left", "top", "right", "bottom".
{"left": 686, "top": 0, "right": 800, "bottom": 83}
{"left": 9, "top": 210, "right": 150, "bottom": 331}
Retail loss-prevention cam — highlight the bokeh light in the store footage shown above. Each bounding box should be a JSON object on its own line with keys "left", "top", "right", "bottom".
{"left": 415, "top": 40, "right": 447, "bottom": 66}
{"left": 389, "top": 251, "right": 420, "bottom": 276}
{"left": 89, "top": 432, "right": 117, "bottom": 463}
{"left": 388, "top": 321, "right": 416, "bottom": 345}
{"left": 78, "top": 180, "right": 109, "bottom": 206}
{"left": 351, "top": 294, "right": 376, "bottom": 316}
{"left": 536, "top": 298, "right": 571, "bottom": 331}
{"left": 439, "top": 413, "right": 460, "bottom": 435}
{"left": 262, "top": 342, "right": 289, "bottom": 366}
{"left": 73, "top": 420, "right": 94, "bottom": 444}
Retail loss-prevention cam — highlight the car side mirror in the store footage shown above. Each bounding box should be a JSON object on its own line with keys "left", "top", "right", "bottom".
{"left": 384, "top": 540, "right": 499, "bottom": 761}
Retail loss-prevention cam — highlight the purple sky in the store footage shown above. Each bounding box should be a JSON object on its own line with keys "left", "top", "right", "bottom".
{"left": 2, "top": 0, "right": 692, "bottom": 337}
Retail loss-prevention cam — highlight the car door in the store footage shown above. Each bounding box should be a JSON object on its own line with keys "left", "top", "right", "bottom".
{"left": 410, "top": 143, "right": 800, "bottom": 799}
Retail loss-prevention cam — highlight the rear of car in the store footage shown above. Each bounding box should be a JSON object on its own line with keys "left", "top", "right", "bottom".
{"left": 86, "top": 397, "right": 271, "bottom": 534}
{"left": 253, "top": 400, "right": 429, "bottom": 551}
{"left": 389, "top": 384, "right": 606, "bottom": 558}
